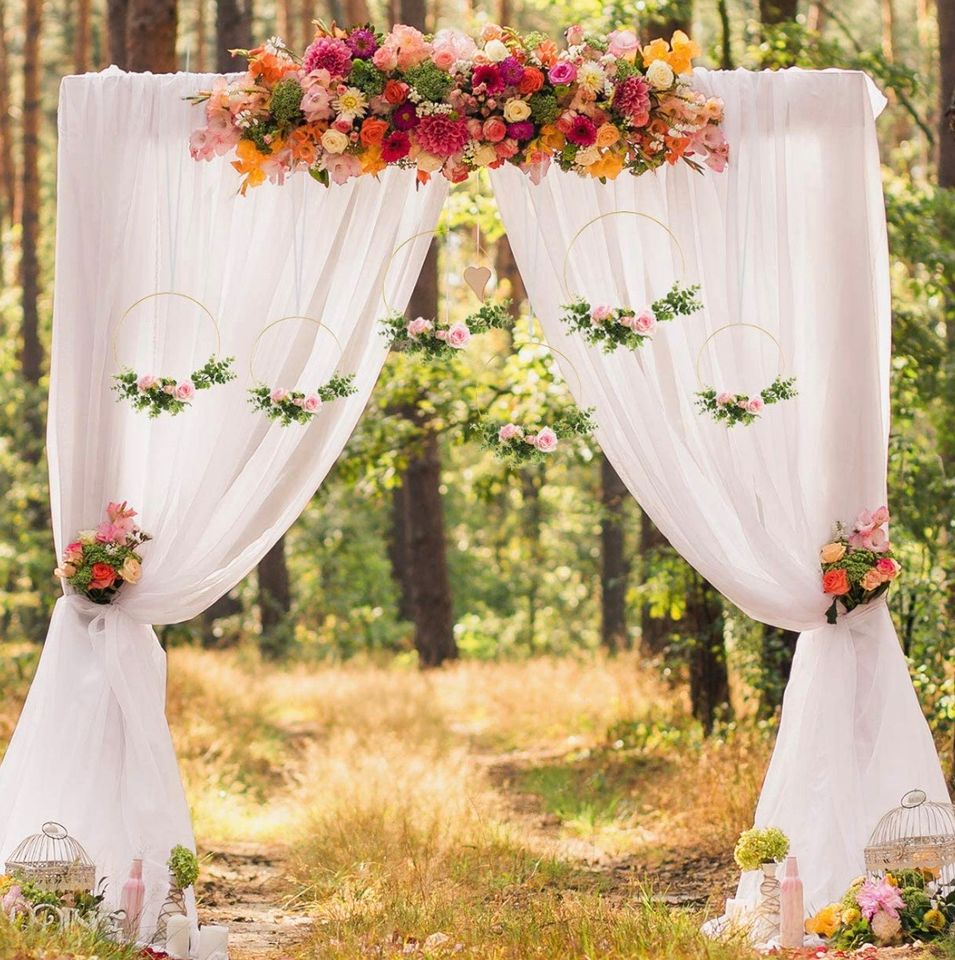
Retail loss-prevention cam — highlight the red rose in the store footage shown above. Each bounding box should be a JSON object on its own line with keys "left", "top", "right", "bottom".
{"left": 89, "top": 562, "right": 117, "bottom": 590}
{"left": 383, "top": 80, "right": 408, "bottom": 105}
{"left": 822, "top": 568, "right": 850, "bottom": 596}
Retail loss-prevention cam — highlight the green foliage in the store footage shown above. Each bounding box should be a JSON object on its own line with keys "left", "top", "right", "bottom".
{"left": 248, "top": 373, "right": 357, "bottom": 426}
{"left": 270, "top": 77, "right": 304, "bottom": 127}
{"left": 403, "top": 60, "right": 454, "bottom": 103}
{"left": 695, "top": 377, "right": 798, "bottom": 427}
{"left": 167, "top": 844, "right": 199, "bottom": 889}
{"left": 112, "top": 356, "right": 236, "bottom": 418}
{"left": 348, "top": 58, "right": 385, "bottom": 98}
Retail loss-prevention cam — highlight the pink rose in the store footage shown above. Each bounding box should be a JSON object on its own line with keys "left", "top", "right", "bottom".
{"left": 617, "top": 314, "right": 636, "bottom": 330}
{"left": 445, "top": 323, "right": 472, "bottom": 349}
{"left": 534, "top": 427, "right": 558, "bottom": 453}
{"left": 373, "top": 45, "right": 399, "bottom": 71}
{"left": 406, "top": 317, "right": 434, "bottom": 338}
{"left": 591, "top": 305, "right": 612, "bottom": 323}
{"left": 175, "top": 381, "right": 195, "bottom": 401}
{"left": 270, "top": 387, "right": 289, "bottom": 403}
{"left": 876, "top": 557, "right": 900, "bottom": 579}
{"left": 303, "top": 393, "right": 322, "bottom": 413}
{"left": 565, "top": 24, "right": 585, "bottom": 45}
{"left": 137, "top": 374, "right": 157, "bottom": 392}
{"left": 716, "top": 392, "right": 734, "bottom": 406}
{"left": 499, "top": 422, "right": 523, "bottom": 442}
{"left": 433, "top": 48, "right": 456, "bottom": 71}
{"left": 632, "top": 309, "right": 657, "bottom": 335}
{"left": 163, "top": 383, "right": 177, "bottom": 395}
{"left": 745, "top": 396, "right": 764, "bottom": 415}
{"left": 607, "top": 29, "right": 639, "bottom": 60}
{"left": 292, "top": 396, "right": 305, "bottom": 407}
{"left": 482, "top": 117, "right": 508, "bottom": 143}
{"left": 548, "top": 61, "right": 577, "bottom": 86}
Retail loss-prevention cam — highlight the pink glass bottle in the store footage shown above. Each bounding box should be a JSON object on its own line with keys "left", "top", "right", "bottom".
{"left": 120, "top": 858, "right": 146, "bottom": 941}
{"left": 779, "top": 855, "right": 804, "bottom": 948}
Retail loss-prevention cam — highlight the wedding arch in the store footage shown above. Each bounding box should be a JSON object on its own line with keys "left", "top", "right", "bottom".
{"left": 0, "top": 22, "right": 948, "bottom": 941}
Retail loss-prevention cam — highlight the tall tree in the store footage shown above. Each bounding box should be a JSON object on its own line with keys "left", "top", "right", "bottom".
{"left": 600, "top": 455, "right": 630, "bottom": 653}
{"left": 195, "top": 0, "right": 208, "bottom": 72}
{"left": 387, "top": 483, "right": 415, "bottom": 622}
{"left": 216, "top": 0, "right": 253, "bottom": 72}
{"left": 343, "top": 0, "right": 370, "bottom": 24}
{"left": 75, "top": 0, "right": 92, "bottom": 72}
{"left": 258, "top": 534, "right": 293, "bottom": 658}
{"left": 0, "top": 0, "right": 16, "bottom": 230}
{"left": 638, "top": 508, "right": 673, "bottom": 656}
{"left": 108, "top": 0, "right": 129, "bottom": 67}
{"left": 20, "top": 0, "right": 42, "bottom": 385}
{"left": 127, "top": 0, "right": 178, "bottom": 71}
{"left": 685, "top": 571, "right": 731, "bottom": 734}
{"left": 759, "top": 0, "right": 797, "bottom": 23}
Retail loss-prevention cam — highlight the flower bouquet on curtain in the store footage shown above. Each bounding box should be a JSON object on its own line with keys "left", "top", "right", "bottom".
{"left": 820, "top": 506, "right": 901, "bottom": 624}
{"left": 54, "top": 502, "right": 150, "bottom": 605}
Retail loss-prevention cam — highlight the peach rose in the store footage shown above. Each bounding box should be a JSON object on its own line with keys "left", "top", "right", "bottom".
{"left": 820, "top": 542, "right": 846, "bottom": 564}
{"left": 595, "top": 123, "right": 620, "bottom": 148}
{"left": 822, "top": 568, "right": 850, "bottom": 596}
{"left": 482, "top": 117, "right": 508, "bottom": 142}
{"left": 861, "top": 569, "right": 884, "bottom": 592}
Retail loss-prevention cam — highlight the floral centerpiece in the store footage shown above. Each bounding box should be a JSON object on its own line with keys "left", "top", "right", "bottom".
{"left": 482, "top": 407, "right": 595, "bottom": 465}
{"left": 807, "top": 871, "right": 955, "bottom": 947}
{"left": 54, "top": 502, "right": 149, "bottom": 605}
{"left": 560, "top": 282, "right": 700, "bottom": 353}
{"left": 820, "top": 506, "right": 900, "bottom": 624}
{"left": 382, "top": 301, "right": 513, "bottom": 357}
{"left": 1, "top": 874, "right": 109, "bottom": 927}
{"left": 188, "top": 21, "right": 727, "bottom": 192}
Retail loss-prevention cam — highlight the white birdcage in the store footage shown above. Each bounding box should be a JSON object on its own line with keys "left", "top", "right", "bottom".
{"left": 864, "top": 789, "right": 955, "bottom": 880}
{"left": 4, "top": 821, "right": 96, "bottom": 893}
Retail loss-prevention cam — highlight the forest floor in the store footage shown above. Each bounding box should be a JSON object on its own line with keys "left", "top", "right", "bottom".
{"left": 1, "top": 647, "right": 952, "bottom": 960}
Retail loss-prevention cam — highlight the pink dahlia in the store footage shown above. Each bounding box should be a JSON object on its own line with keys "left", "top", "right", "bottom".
{"left": 566, "top": 114, "right": 597, "bottom": 146}
{"left": 613, "top": 75, "right": 651, "bottom": 125}
{"left": 414, "top": 114, "right": 470, "bottom": 157}
{"left": 303, "top": 37, "right": 353, "bottom": 78}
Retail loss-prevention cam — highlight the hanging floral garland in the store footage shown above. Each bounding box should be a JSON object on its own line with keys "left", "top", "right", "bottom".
{"left": 381, "top": 301, "right": 514, "bottom": 357}
{"left": 188, "top": 22, "right": 727, "bottom": 191}
{"left": 481, "top": 407, "right": 596, "bottom": 465}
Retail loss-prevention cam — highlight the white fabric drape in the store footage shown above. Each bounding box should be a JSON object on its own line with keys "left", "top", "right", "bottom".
{"left": 492, "top": 67, "right": 948, "bottom": 912}
{"left": 0, "top": 68, "right": 446, "bottom": 934}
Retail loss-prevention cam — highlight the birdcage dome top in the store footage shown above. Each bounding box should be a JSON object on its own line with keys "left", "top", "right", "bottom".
{"left": 6, "top": 821, "right": 94, "bottom": 870}
{"left": 865, "top": 789, "right": 955, "bottom": 875}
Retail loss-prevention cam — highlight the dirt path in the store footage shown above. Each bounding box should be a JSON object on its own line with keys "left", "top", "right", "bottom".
{"left": 197, "top": 841, "right": 312, "bottom": 959}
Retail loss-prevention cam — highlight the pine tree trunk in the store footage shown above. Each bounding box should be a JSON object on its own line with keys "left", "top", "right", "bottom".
{"left": 107, "top": 0, "right": 129, "bottom": 67}
{"left": 685, "top": 571, "right": 730, "bottom": 734}
{"left": 0, "top": 0, "right": 16, "bottom": 229}
{"left": 388, "top": 482, "right": 415, "bottom": 622}
{"left": 127, "top": 0, "right": 178, "bottom": 72}
{"left": 216, "top": 0, "right": 253, "bottom": 72}
{"left": 258, "top": 534, "right": 292, "bottom": 659}
{"left": 343, "top": 0, "right": 369, "bottom": 24}
{"left": 759, "top": 0, "right": 797, "bottom": 23}
{"left": 20, "top": 0, "right": 42, "bottom": 386}
{"left": 75, "top": 0, "right": 92, "bottom": 72}
{"left": 881, "top": 0, "right": 895, "bottom": 60}
{"left": 638, "top": 509, "right": 672, "bottom": 656}
{"left": 600, "top": 454, "right": 629, "bottom": 653}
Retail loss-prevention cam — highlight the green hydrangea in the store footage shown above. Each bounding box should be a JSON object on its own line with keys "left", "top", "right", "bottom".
{"left": 404, "top": 61, "right": 454, "bottom": 103}
{"left": 733, "top": 827, "right": 790, "bottom": 871}
{"left": 271, "top": 77, "right": 304, "bottom": 126}
{"left": 529, "top": 90, "right": 560, "bottom": 125}
{"left": 839, "top": 549, "right": 878, "bottom": 584}
{"left": 348, "top": 59, "right": 385, "bottom": 97}
{"left": 168, "top": 844, "right": 200, "bottom": 890}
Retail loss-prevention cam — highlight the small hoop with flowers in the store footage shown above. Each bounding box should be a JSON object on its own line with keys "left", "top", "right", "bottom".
{"left": 694, "top": 323, "right": 797, "bottom": 426}
{"left": 558, "top": 211, "right": 701, "bottom": 353}
{"left": 111, "top": 293, "right": 236, "bottom": 417}
{"left": 248, "top": 316, "right": 357, "bottom": 426}
{"left": 480, "top": 339, "right": 596, "bottom": 465}
{"left": 379, "top": 229, "right": 513, "bottom": 358}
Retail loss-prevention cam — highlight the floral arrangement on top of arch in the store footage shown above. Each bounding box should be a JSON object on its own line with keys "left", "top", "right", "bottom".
{"left": 188, "top": 21, "right": 728, "bottom": 191}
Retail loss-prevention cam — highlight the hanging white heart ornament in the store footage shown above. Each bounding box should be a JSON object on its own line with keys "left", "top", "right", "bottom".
{"left": 463, "top": 265, "right": 492, "bottom": 302}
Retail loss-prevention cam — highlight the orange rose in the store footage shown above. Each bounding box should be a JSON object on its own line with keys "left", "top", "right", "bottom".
{"left": 822, "top": 568, "right": 850, "bottom": 596}
{"left": 89, "top": 562, "right": 117, "bottom": 591}
{"left": 360, "top": 117, "right": 389, "bottom": 146}
{"left": 860, "top": 569, "right": 884, "bottom": 592}
{"left": 538, "top": 124, "right": 565, "bottom": 151}
{"left": 595, "top": 123, "right": 620, "bottom": 148}
{"left": 536, "top": 38, "right": 558, "bottom": 67}
{"left": 518, "top": 67, "right": 544, "bottom": 95}
{"left": 383, "top": 80, "right": 409, "bottom": 105}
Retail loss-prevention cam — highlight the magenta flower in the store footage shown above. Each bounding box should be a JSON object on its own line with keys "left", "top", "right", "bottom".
{"left": 303, "top": 37, "right": 353, "bottom": 78}
{"left": 507, "top": 121, "right": 535, "bottom": 141}
{"left": 857, "top": 880, "right": 905, "bottom": 921}
{"left": 566, "top": 114, "right": 597, "bottom": 146}
{"left": 381, "top": 130, "right": 411, "bottom": 161}
{"left": 471, "top": 64, "right": 505, "bottom": 95}
{"left": 499, "top": 56, "right": 525, "bottom": 86}
{"left": 346, "top": 27, "right": 378, "bottom": 60}
{"left": 392, "top": 101, "right": 419, "bottom": 130}
{"left": 548, "top": 61, "right": 577, "bottom": 85}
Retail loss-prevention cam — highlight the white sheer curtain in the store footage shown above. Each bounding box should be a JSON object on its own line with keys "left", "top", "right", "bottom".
{"left": 0, "top": 68, "right": 446, "bottom": 934}
{"left": 492, "top": 68, "right": 948, "bottom": 912}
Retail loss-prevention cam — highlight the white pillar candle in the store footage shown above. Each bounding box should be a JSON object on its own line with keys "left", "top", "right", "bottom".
{"left": 165, "top": 914, "right": 191, "bottom": 959}
{"left": 197, "top": 923, "right": 229, "bottom": 960}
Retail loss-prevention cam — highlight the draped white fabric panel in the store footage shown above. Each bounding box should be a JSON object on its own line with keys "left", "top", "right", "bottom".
{"left": 491, "top": 67, "right": 948, "bottom": 912}
{"left": 0, "top": 68, "right": 446, "bottom": 934}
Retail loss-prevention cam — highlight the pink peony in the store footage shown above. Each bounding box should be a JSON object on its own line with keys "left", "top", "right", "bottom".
{"left": 137, "top": 374, "right": 157, "bottom": 392}
{"left": 175, "top": 381, "right": 195, "bottom": 401}
{"left": 534, "top": 427, "right": 558, "bottom": 453}
{"left": 745, "top": 396, "right": 764, "bottom": 415}
{"left": 303, "top": 393, "right": 322, "bottom": 413}
{"left": 445, "top": 323, "right": 472, "bottom": 349}
{"left": 857, "top": 879, "right": 905, "bottom": 922}
{"left": 548, "top": 61, "right": 577, "bottom": 86}
{"left": 607, "top": 29, "right": 639, "bottom": 61}
{"left": 303, "top": 37, "right": 352, "bottom": 78}
{"left": 414, "top": 114, "right": 471, "bottom": 157}
{"left": 386, "top": 24, "right": 432, "bottom": 69}
{"left": 499, "top": 422, "right": 523, "bottom": 442}
{"left": 432, "top": 28, "right": 477, "bottom": 64}
{"left": 591, "top": 305, "right": 612, "bottom": 323}
{"left": 612, "top": 75, "right": 651, "bottom": 125}
{"left": 716, "top": 392, "right": 734, "bottom": 406}
{"left": 406, "top": 317, "right": 434, "bottom": 338}
{"left": 633, "top": 309, "right": 657, "bottom": 335}
{"left": 270, "top": 387, "right": 289, "bottom": 403}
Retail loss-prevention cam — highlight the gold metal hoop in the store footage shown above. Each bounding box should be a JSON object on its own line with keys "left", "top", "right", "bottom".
{"left": 561, "top": 211, "right": 687, "bottom": 302}
{"left": 694, "top": 323, "right": 785, "bottom": 389}
{"left": 380, "top": 229, "right": 444, "bottom": 315}
{"left": 249, "top": 316, "right": 346, "bottom": 384}
{"left": 112, "top": 292, "right": 221, "bottom": 366}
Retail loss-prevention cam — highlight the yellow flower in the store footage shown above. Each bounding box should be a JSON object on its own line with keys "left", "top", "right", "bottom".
{"left": 668, "top": 30, "right": 701, "bottom": 73}
{"left": 820, "top": 542, "right": 846, "bottom": 564}
{"left": 121, "top": 556, "right": 142, "bottom": 584}
{"left": 538, "top": 125, "right": 565, "bottom": 151}
{"left": 641, "top": 37, "right": 671, "bottom": 66}
{"left": 0, "top": 875, "right": 15, "bottom": 895}
{"left": 924, "top": 909, "right": 946, "bottom": 932}
{"left": 806, "top": 903, "right": 842, "bottom": 939}
{"left": 590, "top": 151, "right": 624, "bottom": 180}
{"left": 842, "top": 907, "right": 861, "bottom": 925}
{"left": 595, "top": 123, "right": 620, "bottom": 148}
{"left": 232, "top": 139, "right": 277, "bottom": 195}
{"left": 886, "top": 873, "right": 899, "bottom": 887}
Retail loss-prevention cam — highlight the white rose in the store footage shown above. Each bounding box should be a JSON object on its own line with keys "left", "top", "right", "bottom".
{"left": 484, "top": 38, "right": 509, "bottom": 62}
{"left": 473, "top": 143, "right": 498, "bottom": 167}
{"left": 503, "top": 98, "right": 531, "bottom": 123}
{"left": 575, "top": 145, "right": 601, "bottom": 167}
{"left": 320, "top": 128, "right": 349, "bottom": 154}
{"left": 646, "top": 59, "right": 675, "bottom": 90}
